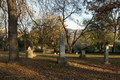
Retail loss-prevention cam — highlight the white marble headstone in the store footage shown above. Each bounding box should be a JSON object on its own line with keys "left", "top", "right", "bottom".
{"left": 27, "top": 46, "right": 36, "bottom": 58}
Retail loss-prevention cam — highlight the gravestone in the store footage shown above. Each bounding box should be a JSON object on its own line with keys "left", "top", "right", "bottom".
{"left": 76, "top": 52, "right": 78, "bottom": 55}
{"left": 79, "top": 50, "right": 86, "bottom": 58}
{"left": 27, "top": 46, "right": 36, "bottom": 58}
{"left": 103, "top": 46, "right": 110, "bottom": 64}
{"left": 54, "top": 52, "right": 56, "bottom": 55}
{"left": 57, "top": 33, "right": 67, "bottom": 64}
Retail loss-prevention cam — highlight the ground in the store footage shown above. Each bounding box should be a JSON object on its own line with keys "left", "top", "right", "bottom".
{"left": 0, "top": 51, "right": 120, "bottom": 80}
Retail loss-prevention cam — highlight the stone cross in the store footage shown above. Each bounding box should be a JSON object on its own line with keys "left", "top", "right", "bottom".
{"left": 57, "top": 33, "right": 67, "bottom": 64}
{"left": 79, "top": 50, "right": 86, "bottom": 58}
{"left": 104, "top": 46, "right": 110, "bottom": 64}
{"left": 59, "top": 33, "right": 65, "bottom": 58}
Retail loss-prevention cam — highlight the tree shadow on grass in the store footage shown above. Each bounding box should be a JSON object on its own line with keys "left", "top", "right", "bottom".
{"left": 0, "top": 51, "right": 26, "bottom": 63}
{"left": 16, "top": 56, "right": 120, "bottom": 80}
{"left": 0, "top": 52, "right": 120, "bottom": 80}
{"left": 39, "top": 55, "right": 120, "bottom": 74}
{"left": 67, "top": 56, "right": 120, "bottom": 72}
{"left": 0, "top": 53, "right": 9, "bottom": 63}
{"left": 36, "top": 54, "right": 120, "bottom": 72}
{"left": 37, "top": 54, "right": 58, "bottom": 58}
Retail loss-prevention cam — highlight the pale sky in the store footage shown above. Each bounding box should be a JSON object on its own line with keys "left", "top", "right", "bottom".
{"left": 27, "top": 0, "right": 93, "bottom": 30}
{"left": 66, "top": 13, "right": 93, "bottom": 30}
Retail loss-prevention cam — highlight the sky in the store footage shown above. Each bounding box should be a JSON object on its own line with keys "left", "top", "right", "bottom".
{"left": 28, "top": 0, "right": 93, "bottom": 30}
{"left": 66, "top": 13, "right": 93, "bottom": 30}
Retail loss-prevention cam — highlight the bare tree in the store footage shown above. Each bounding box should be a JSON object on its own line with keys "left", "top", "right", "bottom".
{"left": 53, "top": 0, "right": 94, "bottom": 53}
{"left": 28, "top": 12, "right": 63, "bottom": 52}
{"left": 0, "top": 0, "right": 8, "bottom": 50}
{"left": 23, "top": 0, "right": 63, "bottom": 52}
{"left": 18, "top": 16, "right": 29, "bottom": 57}
{"left": 17, "top": 0, "right": 32, "bottom": 57}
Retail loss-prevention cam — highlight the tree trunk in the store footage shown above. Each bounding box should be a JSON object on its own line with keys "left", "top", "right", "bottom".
{"left": 24, "top": 33, "right": 27, "bottom": 58}
{"left": 4, "top": 11, "right": 8, "bottom": 50}
{"left": 7, "top": 0, "right": 19, "bottom": 61}
{"left": 97, "top": 42, "right": 101, "bottom": 52}
{"left": 100, "top": 43, "right": 103, "bottom": 51}
{"left": 41, "top": 43, "right": 43, "bottom": 53}
{"left": 112, "top": 32, "right": 116, "bottom": 52}
{"left": 67, "top": 45, "right": 73, "bottom": 54}
{"left": 40, "top": 38, "right": 43, "bottom": 53}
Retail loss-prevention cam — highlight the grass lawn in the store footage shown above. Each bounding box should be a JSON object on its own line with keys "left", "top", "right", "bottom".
{"left": 0, "top": 51, "right": 120, "bottom": 80}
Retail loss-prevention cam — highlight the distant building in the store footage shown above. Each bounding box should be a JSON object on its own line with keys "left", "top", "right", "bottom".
{"left": 83, "top": 46, "right": 95, "bottom": 50}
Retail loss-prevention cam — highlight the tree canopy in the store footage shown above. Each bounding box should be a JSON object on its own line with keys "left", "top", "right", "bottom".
{"left": 0, "top": 0, "right": 120, "bottom": 61}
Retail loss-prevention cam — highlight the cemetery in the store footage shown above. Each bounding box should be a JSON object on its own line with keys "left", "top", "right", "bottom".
{"left": 0, "top": 51, "right": 120, "bottom": 79}
{"left": 0, "top": 33, "right": 120, "bottom": 79}
{"left": 0, "top": 0, "right": 120, "bottom": 80}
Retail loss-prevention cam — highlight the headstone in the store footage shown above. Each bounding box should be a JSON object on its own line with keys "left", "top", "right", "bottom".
{"left": 57, "top": 33, "right": 67, "bottom": 64}
{"left": 103, "top": 46, "right": 110, "bottom": 64}
{"left": 43, "top": 49, "right": 54, "bottom": 53}
{"left": 54, "top": 53, "right": 56, "bottom": 55}
{"left": 59, "top": 33, "right": 65, "bottom": 58}
{"left": 76, "top": 52, "right": 78, "bottom": 54}
{"left": 27, "top": 46, "right": 36, "bottom": 58}
{"left": 79, "top": 50, "right": 86, "bottom": 58}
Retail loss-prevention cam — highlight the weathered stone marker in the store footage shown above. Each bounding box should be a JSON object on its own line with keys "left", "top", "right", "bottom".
{"left": 57, "top": 33, "right": 67, "bottom": 64}
{"left": 79, "top": 50, "right": 86, "bottom": 58}
{"left": 27, "top": 46, "right": 36, "bottom": 58}
{"left": 54, "top": 52, "right": 56, "bottom": 55}
{"left": 103, "top": 46, "right": 110, "bottom": 64}
{"left": 76, "top": 52, "right": 78, "bottom": 55}
{"left": 59, "top": 33, "right": 65, "bottom": 58}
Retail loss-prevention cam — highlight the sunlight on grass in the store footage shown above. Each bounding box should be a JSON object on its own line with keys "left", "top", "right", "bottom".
{"left": 0, "top": 51, "right": 120, "bottom": 80}
{"left": 68, "top": 61, "right": 119, "bottom": 74}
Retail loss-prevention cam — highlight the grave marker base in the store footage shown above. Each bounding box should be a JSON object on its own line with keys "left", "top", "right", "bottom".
{"left": 57, "top": 57, "right": 67, "bottom": 64}
{"left": 103, "top": 61, "right": 110, "bottom": 64}
{"left": 79, "top": 50, "right": 86, "bottom": 59}
{"left": 79, "top": 55, "right": 86, "bottom": 59}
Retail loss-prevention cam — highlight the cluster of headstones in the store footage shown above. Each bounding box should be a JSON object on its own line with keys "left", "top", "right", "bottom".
{"left": 26, "top": 33, "right": 111, "bottom": 65}
{"left": 57, "top": 33, "right": 111, "bottom": 65}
